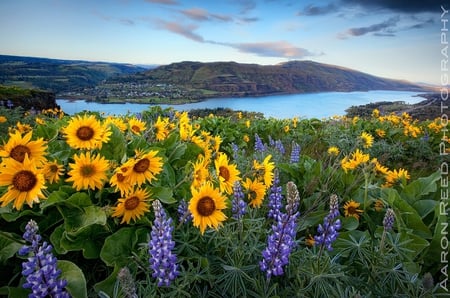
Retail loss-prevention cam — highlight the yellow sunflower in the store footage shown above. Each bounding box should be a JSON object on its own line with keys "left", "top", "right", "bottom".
{"left": 383, "top": 168, "right": 410, "bottom": 187}
{"left": 191, "top": 156, "right": 210, "bottom": 188}
{"left": 327, "top": 146, "right": 340, "bottom": 156}
{"left": 43, "top": 160, "right": 64, "bottom": 184}
{"left": 375, "top": 129, "right": 386, "bottom": 138}
{"left": 66, "top": 152, "right": 109, "bottom": 191}
{"left": 0, "top": 155, "right": 46, "bottom": 210}
{"left": 128, "top": 117, "right": 147, "bottom": 135}
{"left": 305, "top": 234, "right": 315, "bottom": 247}
{"left": 343, "top": 200, "right": 363, "bottom": 220}
{"left": 179, "top": 112, "right": 195, "bottom": 141}
{"left": 112, "top": 188, "right": 151, "bottom": 224}
{"left": 153, "top": 116, "right": 171, "bottom": 141}
{"left": 125, "top": 150, "right": 163, "bottom": 186}
{"left": 242, "top": 178, "right": 266, "bottom": 208}
{"left": 0, "top": 116, "right": 6, "bottom": 123}
{"left": 104, "top": 116, "right": 127, "bottom": 132}
{"left": 360, "top": 132, "right": 374, "bottom": 149}
{"left": 189, "top": 182, "right": 227, "bottom": 234}
{"left": 0, "top": 131, "right": 47, "bottom": 165}
{"left": 16, "top": 122, "right": 32, "bottom": 134}
{"left": 253, "top": 155, "right": 275, "bottom": 188}
{"left": 341, "top": 149, "right": 370, "bottom": 173}
{"left": 109, "top": 166, "right": 133, "bottom": 195}
{"left": 215, "top": 152, "right": 240, "bottom": 195}
{"left": 63, "top": 114, "right": 111, "bottom": 150}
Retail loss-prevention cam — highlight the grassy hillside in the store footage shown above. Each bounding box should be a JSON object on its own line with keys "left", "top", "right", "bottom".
{"left": 0, "top": 55, "right": 146, "bottom": 94}
{"left": 100, "top": 60, "right": 427, "bottom": 101}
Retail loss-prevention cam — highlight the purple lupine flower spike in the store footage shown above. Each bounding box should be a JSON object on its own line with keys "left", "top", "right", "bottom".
{"left": 383, "top": 208, "right": 395, "bottom": 231}
{"left": 149, "top": 200, "right": 179, "bottom": 287}
{"left": 267, "top": 170, "right": 282, "bottom": 220}
{"left": 232, "top": 181, "right": 247, "bottom": 220}
{"left": 19, "top": 219, "right": 70, "bottom": 298}
{"left": 289, "top": 142, "right": 301, "bottom": 163}
{"left": 260, "top": 181, "right": 300, "bottom": 279}
{"left": 254, "top": 133, "right": 266, "bottom": 153}
{"left": 314, "top": 194, "right": 341, "bottom": 252}
{"left": 177, "top": 199, "right": 192, "bottom": 224}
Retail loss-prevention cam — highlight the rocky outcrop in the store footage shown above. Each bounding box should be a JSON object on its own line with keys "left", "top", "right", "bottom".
{"left": 0, "top": 86, "right": 58, "bottom": 111}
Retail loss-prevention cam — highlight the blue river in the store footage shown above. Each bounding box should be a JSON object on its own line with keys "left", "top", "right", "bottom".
{"left": 56, "top": 90, "right": 425, "bottom": 119}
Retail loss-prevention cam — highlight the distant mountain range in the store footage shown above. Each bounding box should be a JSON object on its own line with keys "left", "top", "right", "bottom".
{"left": 0, "top": 55, "right": 429, "bottom": 102}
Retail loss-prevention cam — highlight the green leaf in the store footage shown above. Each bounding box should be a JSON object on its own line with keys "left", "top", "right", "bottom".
{"left": 0, "top": 232, "right": 22, "bottom": 264}
{"left": 100, "top": 227, "right": 148, "bottom": 268}
{"left": 58, "top": 260, "right": 87, "bottom": 298}
{"left": 50, "top": 225, "right": 67, "bottom": 255}
{"left": 402, "top": 171, "right": 440, "bottom": 204}
{"left": 39, "top": 190, "right": 70, "bottom": 209}
{"left": 61, "top": 205, "right": 107, "bottom": 235}
{"left": 412, "top": 200, "right": 438, "bottom": 219}
{"left": 60, "top": 224, "right": 109, "bottom": 259}
{"left": 94, "top": 267, "right": 121, "bottom": 298}
{"left": 0, "top": 286, "right": 29, "bottom": 298}
{"left": 153, "top": 186, "right": 176, "bottom": 204}
{"left": 381, "top": 188, "right": 432, "bottom": 239}
{"left": 99, "top": 124, "right": 126, "bottom": 161}
{"left": 425, "top": 203, "right": 448, "bottom": 267}
{"left": 64, "top": 192, "right": 93, "bottom": 208}
{"left": 341, "top": 216, "right": 359, "bottom": 231}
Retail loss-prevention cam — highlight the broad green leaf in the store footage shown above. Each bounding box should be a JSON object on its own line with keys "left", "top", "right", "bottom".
{"left": 39, "top": 190, "right": 70, "bottom": 209}
{"left": 99, "top": 124, "right": 126, "bottom": 161}
{"left": 341, "top": 216, "right": 359, "bottom": 231}
{"left": 94, "top": 266, "right": 121, "bottom": 298}
{"left": 50, "top": 225, "right": 67, "bottom": 255}
{"left": 60, "top": 224, "right": 108, "bottom": 259}
{"left": 425, "top": 203, "right": 448, "bottom": 265}
{"left": 153, "top": 186, "right": 176, "bottom": 204}
{"left": 381, "top": 188, "right": 432, "bottom": 239}
{"left": 412, "top": 200, "right": 438, "bottom": 219}
{"left": 0, "top": 232, "right": 22, "bottom": 264}
{"left": 65, "top": 192, "right": 92, "bottom": 208}
{"left": 58, "top": 260, "right": 87, "bottom": 298}
{"left": 61, "top": 205, "right": 107, "bottom": 235}
{"left": 100, "top": 227, "right": 148, "bottom": 267}
{"left": 0, "top": 286, "right": 29, "bottom": 298}
{"left": 402, "top": 171, "right": 440, "bottom": 204}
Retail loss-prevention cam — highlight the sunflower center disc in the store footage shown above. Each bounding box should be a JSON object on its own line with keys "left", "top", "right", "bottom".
{"left": 197, "top": 196, "right": 216, "bottom": 216}
{"left": 10, "top": 145, "right": 31, "bottom": 162}
{"left": 124, "top": 196, "right": 140, "bottom": 210}
{"left": 13, "top": 170, "right": 37, "bottom": 192}
{"left": 76, "top": 126, "right": 95, "bottom": 141}
{"left": 133, "top": 158, "right": 149, "bottom": 173}
{"left": 81, "top": 165, "right": 95, "bottom": 177}
{"left": 219, "top": 166, "right": 230, "bottom": 181}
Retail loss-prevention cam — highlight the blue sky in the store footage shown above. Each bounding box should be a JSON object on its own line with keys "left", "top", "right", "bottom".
{"left": 0, "top": 0, "right": 444, "bottom": 84}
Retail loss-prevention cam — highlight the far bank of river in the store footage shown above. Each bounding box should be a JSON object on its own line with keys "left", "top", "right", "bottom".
{"left": 56, "top": 90, "right": 426, "bottom": 119}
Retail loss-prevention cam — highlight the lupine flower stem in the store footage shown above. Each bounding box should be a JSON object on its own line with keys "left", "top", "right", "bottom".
{"left": 260, "top": 181, "right": 300, "bottom": 279}
{"left": 380, "top": 208, "right": 395, "bottom": 253}
{"left": 149, "top": 200, "right": 179, "bottom": 287}
{"left": 18, "top": 219, "right": 70, "bottom": 298}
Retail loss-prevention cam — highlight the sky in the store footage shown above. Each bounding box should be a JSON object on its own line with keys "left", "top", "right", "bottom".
{"left": 0, "top": 0, "right": 446, "bottom": 85}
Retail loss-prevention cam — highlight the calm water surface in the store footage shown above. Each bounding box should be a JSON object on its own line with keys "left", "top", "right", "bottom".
{"left": 56, "top": 90, "right": 425, "bottom": 119}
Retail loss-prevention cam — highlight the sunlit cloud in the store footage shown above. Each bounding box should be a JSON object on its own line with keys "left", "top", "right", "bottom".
{"left": 180, "top": 8, "right": 232, "bottom": 22}
{"left": 229, "top": 41, "right": 316, "bottom": 59}
{"left": 145, "top": 0, "right": 179, "bottom": 5}
{"left": 338, "top": 16, "right": 400, "bottom": 39}
{"left": 154, "top": 19, "right": 204, "bottom": 42}
{"left": 297, "top": 3, "right": 336, "bottom": 16}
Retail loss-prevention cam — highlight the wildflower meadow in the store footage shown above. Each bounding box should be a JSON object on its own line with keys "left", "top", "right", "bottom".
{"left": 0, "top": 104, "right": 446, "bottom": 297}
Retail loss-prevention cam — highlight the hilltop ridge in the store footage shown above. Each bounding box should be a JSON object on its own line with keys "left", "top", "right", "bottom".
{"left": 0, "top": 55, "right": 429, "bottom": 104}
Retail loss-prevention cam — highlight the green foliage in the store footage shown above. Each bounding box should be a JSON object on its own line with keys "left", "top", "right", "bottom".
{"left": 0, "top": 105, "right": 444, "bottom": 297}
